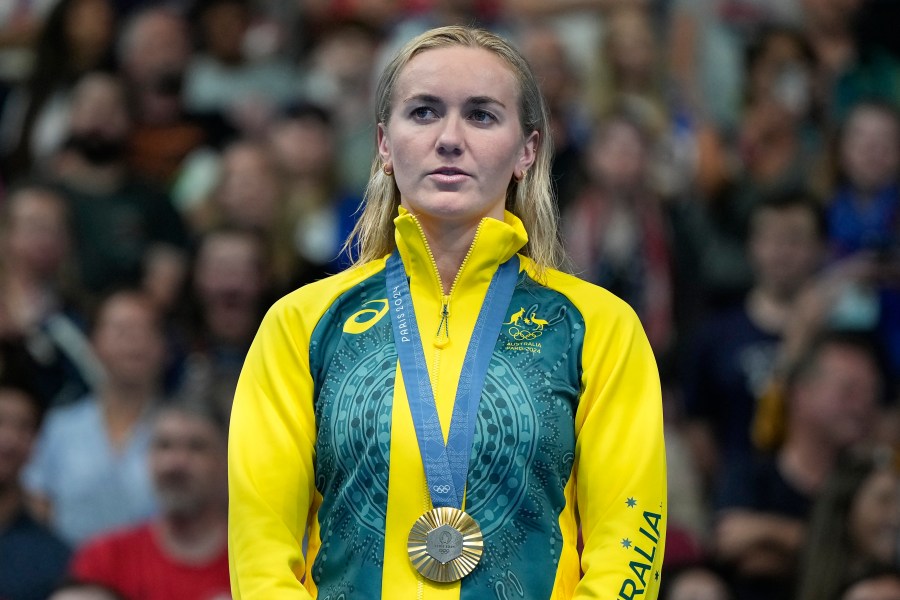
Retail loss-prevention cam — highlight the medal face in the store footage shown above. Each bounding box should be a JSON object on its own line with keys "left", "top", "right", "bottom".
{"left": 408, "top": 506, "right": 483, "bottom": 582}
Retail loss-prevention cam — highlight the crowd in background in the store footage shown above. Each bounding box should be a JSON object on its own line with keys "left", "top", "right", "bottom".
{"left": 0, "top": 0, "right": 899, "bottom": 599}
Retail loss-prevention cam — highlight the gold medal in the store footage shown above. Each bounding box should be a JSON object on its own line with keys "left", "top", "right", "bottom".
{"left": 407, "top": 506, "right": 483, "bottom": 582}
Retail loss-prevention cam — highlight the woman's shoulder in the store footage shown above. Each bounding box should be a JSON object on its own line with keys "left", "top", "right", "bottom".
{"left": 521, "top": 257, "right": 640, "bottom": 324}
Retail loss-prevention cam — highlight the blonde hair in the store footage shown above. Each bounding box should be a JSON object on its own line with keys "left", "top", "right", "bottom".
{"left": 345, "top": 25, "right": 564, "bottom": 275}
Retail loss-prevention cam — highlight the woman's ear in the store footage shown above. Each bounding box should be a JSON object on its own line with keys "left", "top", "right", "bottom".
{"left": 514, "top": 130, "right": 539, "bottom": 180}
{"left": 377, "top": 123, "right": 392, "bottom": 170}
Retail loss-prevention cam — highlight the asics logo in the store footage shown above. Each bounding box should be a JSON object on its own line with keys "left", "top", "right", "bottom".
{"left": 343, "top": 299, "right": 389, "bottom": 334}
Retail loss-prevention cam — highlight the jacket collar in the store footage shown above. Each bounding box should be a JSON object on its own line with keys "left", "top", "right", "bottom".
{"left": 393, "top": 207, "right": 528, "bottom": 298}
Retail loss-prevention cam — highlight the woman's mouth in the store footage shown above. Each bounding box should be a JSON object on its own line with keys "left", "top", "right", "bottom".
{"left": 429, "top": 167, "right": 470, "bottom": 183}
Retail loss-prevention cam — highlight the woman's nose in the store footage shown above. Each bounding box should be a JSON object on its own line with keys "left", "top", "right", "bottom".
{"left": 436, "top": 115, "right": 464, "bottom": 156}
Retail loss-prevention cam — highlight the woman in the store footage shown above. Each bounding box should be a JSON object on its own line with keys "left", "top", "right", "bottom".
{"left": 797, "top": 448, "right": 900, "bottom": 600}
{"left": 228, "top": 25, "right": 667, "bottom": 599}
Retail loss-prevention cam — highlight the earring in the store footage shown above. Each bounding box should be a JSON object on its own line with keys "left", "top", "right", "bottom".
{"left": 383, "top": 164, "right": 393, "bottom": 176}
{"left": 514, "top": 170, "right": 526, "bottom": 182}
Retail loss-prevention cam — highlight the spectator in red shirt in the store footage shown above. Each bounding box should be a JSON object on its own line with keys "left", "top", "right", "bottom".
{"left": 70, "top": 396, "right": 229, "bottom": 600}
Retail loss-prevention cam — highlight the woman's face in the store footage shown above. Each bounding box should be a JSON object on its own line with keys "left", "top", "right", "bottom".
{"left": 216, "top": 144, "right": 281, "bottom": 229}
{"left": 607, "top": 9, "right": 656, "bottom": 81}
{"left": 6, "top": 190, "right": 69, "bottom": 277}
{"left": 378, "top": 46, "right": 538, "bottom": 228}
{"left": 587, "top": 120, "right": 646, "bottom": 190}
{"left": 841, "top": 107, "right": 900, "bottom": 193}
{"left": 849, "top": 468, "right": 900, "bottom": 565}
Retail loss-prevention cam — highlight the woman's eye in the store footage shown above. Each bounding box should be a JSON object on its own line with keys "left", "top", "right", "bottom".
{"left": 470, "top": 109, "right": 495, "bottom": 123}
{"left": 412, "top": 106, "right": 436, "bottom": 120}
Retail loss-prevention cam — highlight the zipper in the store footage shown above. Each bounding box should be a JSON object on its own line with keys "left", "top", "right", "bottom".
{"left": 409, "top": 216, "right": 483, "bottom": 348}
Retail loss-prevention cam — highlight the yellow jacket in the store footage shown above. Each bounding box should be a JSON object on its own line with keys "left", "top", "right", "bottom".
{"left": 228, "top": 210, "right": 667, "bottom": 599}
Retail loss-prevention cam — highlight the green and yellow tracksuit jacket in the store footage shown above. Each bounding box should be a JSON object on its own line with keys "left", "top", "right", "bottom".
{"left": 228, "top": 209, "right": 667, "bottom": 599}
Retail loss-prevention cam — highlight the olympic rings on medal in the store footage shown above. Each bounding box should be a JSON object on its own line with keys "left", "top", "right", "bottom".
{"left": 508, "top": 326, "right": 542, "bottom": 341}
{"left": 433, "top": 484, "right": 452, "bottom": 494}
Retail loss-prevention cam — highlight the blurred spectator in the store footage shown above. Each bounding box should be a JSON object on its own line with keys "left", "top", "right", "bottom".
{"left": 841, "top": 569, "right": 900, "bottom": 600}
{"left": 118, "top": 6, "right": 233, "bottom": 187}
{"left": 769, "top": 101, "right": 900, "bottom": 385}
{"left": 0, "top": 0, "right": 116, "bottom": 179}
{"left": 178, "top": 226, "right": 270, "bottom": 410}
{"left": 681, "top": 191, "right": 826, "bottom": 482}
{"left": 518, "top": 23, "right": 590, "bottom": 213}
{"left": 22, "top": 290, "right": 166, "bottom": 545}
{"left": 268, "top": 103, "right": 361, "bottom": 282}
{"left": 664, "top": 566, "right": 734, "bottom": 600}
{"left": 797, "top": 448, "right": 900, "bottom": 600}
{"left": 183, "top": 0, "right": 301, "bottom": 137}
{"left": 686, "top": 26, "right": 824, "bottom": 306}
{"left": 799, "top": 0, "right": 859, "bottom": 78}
{"left": 189, "top": 139, "right": 298, "bottom": 292}
{"left": 0, "top": 0, "right": 56, "bottom": 86}
{"left": 589, "top": 5, "right": 668, "bottom": 134}
{"left": 51, "top": 71, "right": 189, "bottom": 307}
{"left": 501, "top": 0, "right": 635, "bottom": 84}
{"left": 0, "top": 183, "right": 100, "bottom": 408}
{"left": 714, "top": 330, "right": 882, "bottom": 600}
{"left": 664, "top": 412, "right": 710, "bottom": 564}
{"left": 563, "top": 112, "right": 674, "bottom": 351}
{"left": 70, "top": 398, "right": 229, "bottom": 600}
{"left": 0, "top": 384, "right": 70, "bottom": 600}
{"left": 827, "top": 101, "right": 899, "bottom": 260}
{"left": 667, "top": 0, "right": 804, "bottom": 130}
{"left": 302, "top": 19, "right": 383, "bottom": 195}
{"left": 799, "top": 0, "right": 900, "bottom": 122}
{"left": 829, "top": 103, "right": 900, "bottom": 372}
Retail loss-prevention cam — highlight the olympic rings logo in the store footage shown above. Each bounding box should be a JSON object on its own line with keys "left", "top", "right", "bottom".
{"left": 508, "top": 326, "right": 543, "bottom": 341}
{"left": 432, "top": 484, "right": 452, "bottom": 494}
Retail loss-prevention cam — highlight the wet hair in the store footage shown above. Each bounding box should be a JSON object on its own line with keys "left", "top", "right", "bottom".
{"left": 344, "top": 25, "right": 564, "bottom": 277}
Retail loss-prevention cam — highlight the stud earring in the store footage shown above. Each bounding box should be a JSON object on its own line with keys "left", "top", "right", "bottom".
{"left": 383, "top": 164, "right": 393, "bottom": 176}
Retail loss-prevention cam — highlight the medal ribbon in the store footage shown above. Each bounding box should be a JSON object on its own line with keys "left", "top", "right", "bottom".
{"left": 386, "top": 250, "right": 518, "bottom": 509}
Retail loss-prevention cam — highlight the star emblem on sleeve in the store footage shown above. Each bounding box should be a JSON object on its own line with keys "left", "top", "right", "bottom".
{"left": 626, "top": 497, "right": 637, "bottom": 508}
{"left": 621, "top": 538, "right": 632, "bottom": 549}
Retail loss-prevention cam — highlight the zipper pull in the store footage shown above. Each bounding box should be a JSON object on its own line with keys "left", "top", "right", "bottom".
{"left": 434, "top": 297, "right": 450, "bottom": 348}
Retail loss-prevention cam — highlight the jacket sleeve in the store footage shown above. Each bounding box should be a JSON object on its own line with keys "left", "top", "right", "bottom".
{"left": 574, "top": 301, "right": 667, "bottom": 599}
{"left": 228, "top": 298, "right": 318, "bottom": 599}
